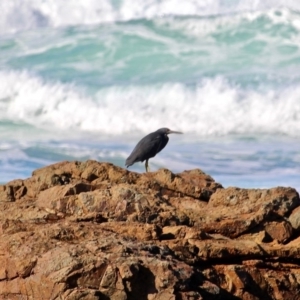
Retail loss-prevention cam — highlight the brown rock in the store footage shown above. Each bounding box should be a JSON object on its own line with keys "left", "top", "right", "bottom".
{"left": 289, "top": 206, "right": 300, "bottom": 231}
{"left": 149, "top": 168, "right": 223, "bottom": 201}
{"left": 162, "top": 225, "right": 209, "bottom": 240}
{"left": 0, "top": 185, "right": 14, "bottom": 202}
{"left": 265, "top": 220, "right": 294, "bottom": 243}
{"left": 0, "top": 160, "right": 300, "bottom": 300}
{"left": 254, "top": 230, "right": 270, "bottom": 243}
{"left": 200, "top": 186, "right": 299, "bottom": 238}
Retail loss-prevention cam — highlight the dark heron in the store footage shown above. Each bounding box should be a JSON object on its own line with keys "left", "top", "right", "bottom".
{"left": 125, "top": 127, "right": 183, "bottom": 172}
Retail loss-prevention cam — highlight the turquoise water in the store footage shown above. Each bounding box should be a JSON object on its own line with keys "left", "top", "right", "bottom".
{"left": 0, "top": 0, "right": 299, "bottom": 190}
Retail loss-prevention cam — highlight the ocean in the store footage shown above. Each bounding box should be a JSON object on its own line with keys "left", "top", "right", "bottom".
{"left": 0, "top": 0, "right": 299, "bottom": 191}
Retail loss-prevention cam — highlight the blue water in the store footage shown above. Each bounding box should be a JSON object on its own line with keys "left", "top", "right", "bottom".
{"left": 0, "top": 0, "right": 299, "bottom": 191}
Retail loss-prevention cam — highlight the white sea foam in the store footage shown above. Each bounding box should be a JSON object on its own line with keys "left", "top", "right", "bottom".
{"left": 1, "top": 0, "right": 300, "bottom": 34}
{"left": 1, "top": 70, "right": 300, "bottom": 137}
{"left": 155, "top": 8, "right": 300, "bottom": 39}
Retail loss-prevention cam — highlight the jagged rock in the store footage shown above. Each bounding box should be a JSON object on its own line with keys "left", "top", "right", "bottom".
{"left": 0, "top": 160, "right": 299, "bottom": 299}
{"left": 289, "top": 206, "right": 300, "bottom": 231}
{"left": 265, "top": 220, "right": 293, "bottom": 243}
{"left": 202, "top": 186, "right": 299, "bottom": 238}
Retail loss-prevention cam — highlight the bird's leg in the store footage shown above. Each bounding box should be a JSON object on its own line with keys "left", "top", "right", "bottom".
{"left": 145, "top": 159, "right": 150, "bottom": 172}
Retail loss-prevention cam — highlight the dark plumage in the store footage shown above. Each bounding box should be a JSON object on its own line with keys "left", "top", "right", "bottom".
{"left": 125, "top": 128, "right": 183, "bottom": 172}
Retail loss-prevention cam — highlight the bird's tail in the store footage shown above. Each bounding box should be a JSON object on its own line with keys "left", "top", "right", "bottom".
{"left": 125, "top": 155, "right": 137, "bottom": 168}
{"left": 125, "top": 157, "right": 133, "bottom": 168}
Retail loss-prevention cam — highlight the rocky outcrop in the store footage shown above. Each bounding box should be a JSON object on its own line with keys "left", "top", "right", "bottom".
{"left": 0, "top": 160, "right": 299, "bottom": 299}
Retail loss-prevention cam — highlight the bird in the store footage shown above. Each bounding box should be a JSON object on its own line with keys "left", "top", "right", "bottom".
{"left": 125, "top": 128, "right": 183, "bottom": 172}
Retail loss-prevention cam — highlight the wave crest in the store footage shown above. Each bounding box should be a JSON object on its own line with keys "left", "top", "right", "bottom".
{"left": 1, "top": 70, "right": 300, "bottom": 137}
{"left": 1, "top": 0, "right": 300, "bottom": 34}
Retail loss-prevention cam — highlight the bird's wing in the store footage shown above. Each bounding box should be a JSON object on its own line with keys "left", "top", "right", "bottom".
{"left": 137, "top": 134, "right": 162, "bottom": 157}
{"left": 156, "top": 135, "right": 168, "bottom": 154}
{"left": 126, "top": 133, "right": 162, "bottom": 166}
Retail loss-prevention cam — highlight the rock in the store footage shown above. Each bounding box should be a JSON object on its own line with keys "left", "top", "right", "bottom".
{"left": 254, "top": 230, "right": 270, "bottom": 244}
{"left": 0, "top": 185, "right": 14, "bottom": 202}
{"left": 0, "top": 179, "right": 26, "bottom": 202}
{"left": 161, "top": 225, "right": 209, "bottom": 240}
{"left": 289, "top": 206, "right": 300, "bottom": 231}
{"left": 151, "top": 168, "right": 222, "bottom": 201}
{"left": 0, "top": 160, "right": 300, "bottom": 299}
{"left": 265, "top": 220, "right": 294, "bottom": 243}
{"left": 200, "top": 187, "right": 299, "bottom": 238}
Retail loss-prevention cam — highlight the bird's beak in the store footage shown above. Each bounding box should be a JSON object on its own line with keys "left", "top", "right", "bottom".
{"left": 168, "top": 130, "right": 183, "bottom": 134}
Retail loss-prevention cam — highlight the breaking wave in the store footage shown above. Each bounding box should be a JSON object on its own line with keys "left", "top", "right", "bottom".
{"left": 1, "top": 0, "right": 300, "bottom": 34}
{"left": 1, "top": 70, "right": 300, "bottom": 137}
